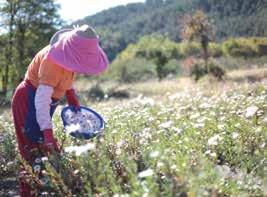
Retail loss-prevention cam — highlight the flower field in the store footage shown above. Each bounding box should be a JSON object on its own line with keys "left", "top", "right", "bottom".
{"left": 0, "top": 79, "right": 266, "bottom": 196}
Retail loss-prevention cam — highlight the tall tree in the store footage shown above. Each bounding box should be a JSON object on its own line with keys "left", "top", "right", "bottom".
{"left": 0, "top": 0, "right": 18, "bottom": 93}
{"left": 0, "top": 0, "right": 61, "bottom": 93}
{"left": 14, "top": 0, "right": 61, "bottom": 79}
{"left": 181, "top": 10, "right": 214, "bottom": 71}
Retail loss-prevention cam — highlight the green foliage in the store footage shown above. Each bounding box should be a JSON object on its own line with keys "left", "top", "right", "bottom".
{"left": 0, "top": 0, "right": 61, "bottom": 92}
{"left": 209, "top": 43, "right": 223, "bottom": 57}
{"left": 74, "top": 0, "right": 267, "bottom": 61}
{"left": 1, "top": 81, "right": 266, "bottom": 196}
{"left": 179, "top": 41, "right": 201, "bottom": 57}
{"left": 190, "top": 60, "right": 208, "bottom": 81}
{"left": 223, "top": 37, "right": 267, "bottom": 58}
{"left": 164, "top": 59, "right": 182, "bottom": 77}
{"left": 111, "top": 35, "right": 179, "bottom": 81}
{"left": 119, "top": 58, "right": 157, "bottom": 83}
{"left": 206, "top": 0, "right": 266, "bottom": 38}
{"left": 190, "top": 59, "right": 225, "bottom": 81}
{"left": 0, "top": 114, "right": 17, "bottom": 175}
{"left": 208, "top": 60, "right": 225, "bottom": 80}
{"left": 181, "top": 10, "right": 215, "bottom": 71}
{"left": 110, "top": 34, "right": 266, "bottom": 82}
{"left": 88, "top": 84, "right": 105, "bottom": 101}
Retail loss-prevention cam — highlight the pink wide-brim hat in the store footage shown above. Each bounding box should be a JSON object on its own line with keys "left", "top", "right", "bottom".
{"left": 46, "top": 26, "right": 109, "bottom": 75}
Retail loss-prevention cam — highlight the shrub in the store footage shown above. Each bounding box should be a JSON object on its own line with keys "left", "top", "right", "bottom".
{"left": 208, "top": 60, "right": 225, "bottom": 81}
{"left": 221, "top": 38, "right": 267, "bottom": 58}
{"left": 108, "top": 88, "right": 130, "bottom": 99}
{"left": 209, "top": 43, "right": 223, "bottom": 58}
{"left": 180, "top": 42, "right": 201, "bottom": 57}
{"left": 87, "top": 84, "right": 105, "bottom": 101}
{"left": 119, "top": 58, "right": 157, "bottom": 83}
{"left": 189, "top": 59, "right": 225, "bottom": 81}
{"left": 190, "top": 60, "right": 207, "bottom": 81}
{"left": 163, "top": 59, "right": 182, "bottom": 77}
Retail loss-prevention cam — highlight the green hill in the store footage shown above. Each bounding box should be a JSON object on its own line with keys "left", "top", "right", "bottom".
{"left": 73, "top": 0, "right": 267, "bottom": 61}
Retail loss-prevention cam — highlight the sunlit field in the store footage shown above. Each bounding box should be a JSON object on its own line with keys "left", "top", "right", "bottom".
{"left": 0, "top": 68, "right": 266, "bottom": 196}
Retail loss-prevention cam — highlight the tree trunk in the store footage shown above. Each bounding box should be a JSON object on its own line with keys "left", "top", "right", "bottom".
{"left": 17, "top": 21, "right": 26, "bottom": 82}
{"left": 201, "top": 35, "right": 209, "bottom": 72}
{"left": 3, "top": 2, "right": 16, "bottom": 94}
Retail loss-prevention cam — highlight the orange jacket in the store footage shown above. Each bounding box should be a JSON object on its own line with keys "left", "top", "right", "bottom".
{"left": 25, "top": 46, "right": 75, "bottom": 99}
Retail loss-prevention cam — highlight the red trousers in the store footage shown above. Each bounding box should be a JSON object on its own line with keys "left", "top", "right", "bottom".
{"left": 11, "top": 80, "right": 58, "bottom": 196}
{"left": 12, "top": 80, "right": 39, "bottom": 196}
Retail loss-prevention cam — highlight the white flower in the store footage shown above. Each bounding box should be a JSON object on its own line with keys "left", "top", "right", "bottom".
{"left": 64, "top": 143, "right": 96, "bottom": 156}
{"left": 245, "top": 106, "right": 258, "bottom": 118}
{"left": 259, "top": 143, "right": 265, "bottom": 149}
{"left": 172, "top": 127, "right": 182, "bottom": 134}
{"left": 149, "top": 151, "right": 160, "bottom": 158}
{"left": 234, "top": 123, "right": 241, "bottom": 128}
{"left": 139, "top": 97, "right": 155, "bottom": 106}
{"left": 33, "top": 165, "right": 41, "bottom": 173}
{"left": 189, "top": 113, "right": 200, "bottom": 120}
{"left": 41, "top": 157, "right": 48, "bottom": 162}
{"left": 208, "top": 134, "right": 222, "bottom": 146}
{"left": 159, "top": 121, "right": 173, "bottom": 129}
{"left": 117, "top": 140, "right": 126, "bottom": 147}
{"left": 232, "top": 132, "right": 239, "bottom": 139}
{"left": 168, "top": 93, "right": 180, "bottom": 101}
{"left": 215, "top": 165, "right": 232, "bottom": 179}
{"left": 65, "top": 124, "right": 81, "bottom": 134}
{"left": 157, "top": 162, "right": 164, "bottom": 169}
{"left": 199, "top": 103, "right": 211, "bottom": 109}
{"left": 115, "top": 148, "right": 122, "bottom": 155}
{"left": 7, "top": 161, "right": 15, "bottom": 167}
{"left": 111, "top": 130, "right": 118, "bottom": 134}
{"left": 170, "top": 165, "right": 177, "bottom": 170}
{"left": 204, "top": 150, "right": 211, "bottom": 155}
{"left": 210, "top": 152, "right": 217, "bottom": 157}
{"left": 138, "top": 169, "right": 154, "bottom": 178}
{"left": 217, "top": 124, "right": 225, "bottom": 130}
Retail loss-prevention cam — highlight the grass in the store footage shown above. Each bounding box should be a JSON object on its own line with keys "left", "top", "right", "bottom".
{"left": 0, "top": 69, "right": 266, "bottom": 196}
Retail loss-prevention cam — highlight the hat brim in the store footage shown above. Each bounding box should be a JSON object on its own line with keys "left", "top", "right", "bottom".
{"left": 47, "top": 29, "right": 109, "bottom": 75}
{"left": 50, "top": 29, "right": 73, "bottom": 45}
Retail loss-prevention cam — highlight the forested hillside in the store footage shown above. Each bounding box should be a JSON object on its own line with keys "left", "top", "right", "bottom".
{"left": 74, "top": 0, "right": 267, "bottom": 61}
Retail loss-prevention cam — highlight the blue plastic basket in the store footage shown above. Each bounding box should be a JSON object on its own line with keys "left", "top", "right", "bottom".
{"left": 61, "top": 106, "right": 105, "bottom": 139}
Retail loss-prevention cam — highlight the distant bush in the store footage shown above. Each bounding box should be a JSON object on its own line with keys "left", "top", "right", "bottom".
{"left": 209, "top": 43, "right": 223, "bottom": 57}
{"left": 222, "top": 37, "right": 267, "bottom": 58}
{"left": 118, "top": 58, "right": 157, "bottom": 83}
{"left": 163, "top": 59, "right": 182, "bottom": 76}
{"left": 189, "top": 59, "right": 225, "bottom": 81}
{"left": 180, "top": 42, "right": 201, "bottom": 57}
{"left": 88, "top": 84, "right": 105, "bottom": 101}
{"left": 109, "top": 35, "right": 267, "bottom": 82}
{"left": 108, "top": 88, "right": 130, "bottom": 99}
{"left": 190, "top": 60, "right": 207, "bottom": 81}
{"left": 209, "top": 60, "right": 225, "bottom": 81}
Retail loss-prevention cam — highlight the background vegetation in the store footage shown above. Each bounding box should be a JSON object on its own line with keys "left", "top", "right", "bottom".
{"left": 75, "top": 0, "right": 267, "bottom": 61}
{"left": 0, "top": 0, "right": 266, "bottom": 196}
{"left": 0, "top": 0, "right": 266, "bottom": 93}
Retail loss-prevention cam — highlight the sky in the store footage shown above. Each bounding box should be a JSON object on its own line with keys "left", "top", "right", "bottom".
{"left": 56, "top": 0, "right": 146, "bottom": 22}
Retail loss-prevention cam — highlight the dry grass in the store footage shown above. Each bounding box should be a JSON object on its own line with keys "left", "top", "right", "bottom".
{"left": 226, "top": 67, "right": 267, "bottom": 82}
{"left": 74, "top": 68, "right": 267, "bottom": 105}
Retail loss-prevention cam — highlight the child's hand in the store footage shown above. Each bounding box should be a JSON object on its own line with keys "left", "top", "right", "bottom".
{"left": 42, "top": 129, "right": 60, "bottom": 153}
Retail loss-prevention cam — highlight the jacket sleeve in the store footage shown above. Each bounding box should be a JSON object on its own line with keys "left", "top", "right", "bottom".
{"left": 35, "top": 84, "right": 54, "bottom": 130}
